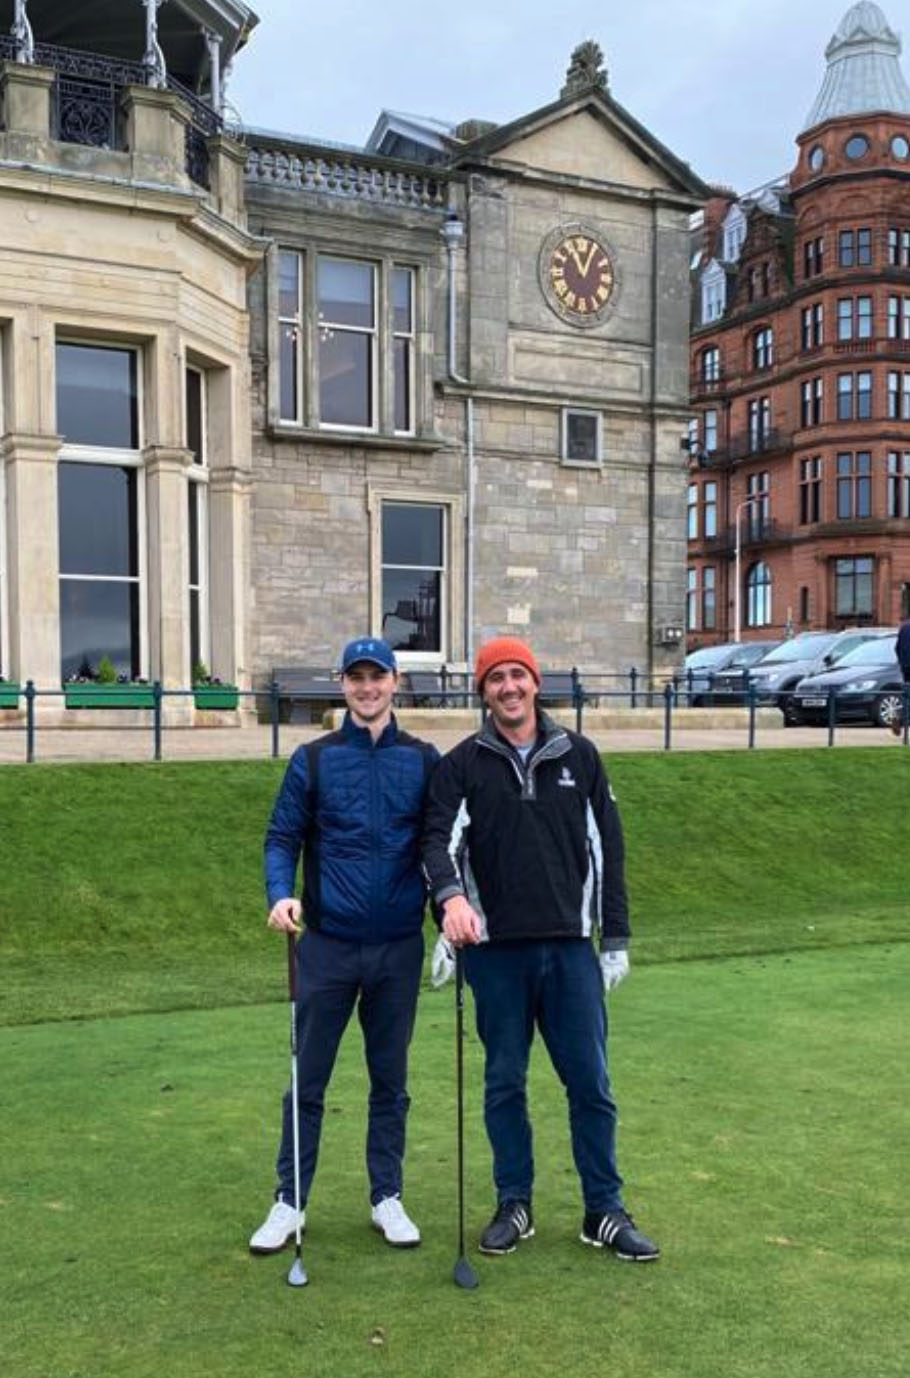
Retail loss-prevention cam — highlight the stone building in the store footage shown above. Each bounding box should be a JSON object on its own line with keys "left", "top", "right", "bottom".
{"left": 244, "top": 40, "right": 706, "bottom": 684}
{"left": 0, "top": 0, "right": 260, "bottom": 716}
{"left": 0, "top": 7, "right": 705, "bottom": 716}
{"left": 688, "top": 1, "right": 910, "bottom": 646}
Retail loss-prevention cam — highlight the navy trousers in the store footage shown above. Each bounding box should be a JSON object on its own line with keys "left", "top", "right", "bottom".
{"left": 275, "top": 927, "right": 424, "bottom": 1207}
{"left": 464, "top": 938, "right": 624, "bottom": 1214}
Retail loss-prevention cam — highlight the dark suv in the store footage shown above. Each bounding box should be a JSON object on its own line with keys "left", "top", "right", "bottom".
{"left": 743, "top": 628, "right": 892, "bottom": 724}
{"left": 789, "top": 633, "right": 903, "bottom": 726}
{"left": 701, "top": 639, "right": 782, "bottom": 704}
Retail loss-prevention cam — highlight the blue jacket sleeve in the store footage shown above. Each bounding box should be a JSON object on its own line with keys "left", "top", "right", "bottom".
{"left": 264, "top": 746, "right": 311, "bottom": 908}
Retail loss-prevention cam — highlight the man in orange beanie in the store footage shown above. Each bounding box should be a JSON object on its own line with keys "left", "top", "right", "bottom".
{"left": 423, "top": 636, "right": 658, "bottom": 1262}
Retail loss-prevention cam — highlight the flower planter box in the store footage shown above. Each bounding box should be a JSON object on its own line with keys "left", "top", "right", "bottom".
{"left": 0, "top": 682, "right": 20, "bottom": 708}
{"left": 193, "top": 686, "right": 239, "bottom": 710}
{"left": 64, "top": 683, "right": 156, "bottom": 709}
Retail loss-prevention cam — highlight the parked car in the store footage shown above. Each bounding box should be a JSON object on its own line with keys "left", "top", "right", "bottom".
{"left": 788, "top": 633, "right": 904, "bottom": 726}
{"left": 703, "top": 639, "right": 783, "bottom": 704}
{"left": 676, "top": 642, "right": 743, "bottom": 706}
{"left": 743, "top": 628, "right": 895, "bottom": 724}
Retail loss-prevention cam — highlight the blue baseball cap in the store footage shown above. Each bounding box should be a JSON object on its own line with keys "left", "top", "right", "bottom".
{"left": 340, "top": 637, "right": 397, "bottom": 674}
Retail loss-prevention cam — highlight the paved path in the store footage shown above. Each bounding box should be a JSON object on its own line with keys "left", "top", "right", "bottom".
{"left": 1, "top": 720, "right": 904, "bottom": 764}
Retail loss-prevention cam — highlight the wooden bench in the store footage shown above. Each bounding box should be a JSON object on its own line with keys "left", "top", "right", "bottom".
{"left": 271, "top": 666, "right": 345, "bottom": 723}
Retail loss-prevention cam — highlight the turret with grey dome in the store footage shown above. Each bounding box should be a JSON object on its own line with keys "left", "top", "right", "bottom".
{"left": 803, "top": 1, "right": 910, "bottom": 130}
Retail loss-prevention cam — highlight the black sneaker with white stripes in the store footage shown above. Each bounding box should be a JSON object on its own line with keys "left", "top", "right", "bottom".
{"left": 479, "top": 1200, "right": 534, "bottom": 1255}
{"left": 580, "top": 1209, "right": 660, "bottom": 1261}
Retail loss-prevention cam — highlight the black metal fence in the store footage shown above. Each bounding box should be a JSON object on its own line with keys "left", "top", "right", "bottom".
{"left": 2, "top": 675, "right": 908, "bottom": 764}
{"left": 0, "top": 38, "right": 221, "bottom": 188}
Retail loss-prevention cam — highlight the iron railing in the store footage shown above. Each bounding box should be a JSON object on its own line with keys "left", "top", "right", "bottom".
{"left": 1, "top": 39, "right": 221, "bottom": 188}
{"left": 3, "top": 675, "right": 907, "bottom": 763}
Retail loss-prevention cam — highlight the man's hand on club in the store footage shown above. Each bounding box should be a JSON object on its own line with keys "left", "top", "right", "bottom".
{"left": 268, "top": 898, "right": 302, "bottom": 934}
{"left": 600, "top": 949, "right": 630, "bottom": 992}
{"left": 431, "top": 935, "right": 456, "bottom": 988}
{"left": 442, "top": 894, "right": 482, "bottom": 946}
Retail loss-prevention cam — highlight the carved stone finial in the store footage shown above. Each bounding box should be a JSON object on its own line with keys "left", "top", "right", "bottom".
{"left": 561, "top": 40, "right": 608, "bottom": 98}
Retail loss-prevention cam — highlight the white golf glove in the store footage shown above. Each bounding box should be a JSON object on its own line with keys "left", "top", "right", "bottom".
{"left": 600, "top": 949, "right": 630, "bottom": 992}
{"left": 431, "top": 935, "right": 456, "bottom": 988}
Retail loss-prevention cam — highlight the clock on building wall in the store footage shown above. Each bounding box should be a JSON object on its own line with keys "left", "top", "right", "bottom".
{"left": 538, "top": 222, "right": 618, "bottom": 328}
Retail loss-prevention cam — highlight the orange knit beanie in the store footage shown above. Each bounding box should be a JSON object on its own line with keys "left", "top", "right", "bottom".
{"left": 474, "top": 637, "right": 541, "bottom": 691}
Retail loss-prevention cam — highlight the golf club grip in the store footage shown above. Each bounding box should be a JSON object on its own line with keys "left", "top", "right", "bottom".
{"left": 287, "top": 931, "right": 297, "bottom": 1001}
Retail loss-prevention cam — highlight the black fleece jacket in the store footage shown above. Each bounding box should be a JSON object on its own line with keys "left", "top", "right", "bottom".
{"left": 421, "top": 712, "right": 630, "bottom": 949}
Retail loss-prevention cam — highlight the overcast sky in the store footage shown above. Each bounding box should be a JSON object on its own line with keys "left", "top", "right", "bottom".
{"left": 226, "top": 0, "right": 890, "bottom": 193}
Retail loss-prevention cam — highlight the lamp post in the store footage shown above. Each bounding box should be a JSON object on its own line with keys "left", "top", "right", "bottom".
{"left": 733, "top": 491, "right": 769, "bottom": 643}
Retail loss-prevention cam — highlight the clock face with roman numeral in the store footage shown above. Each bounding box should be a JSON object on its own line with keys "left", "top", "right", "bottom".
{"left": 539, "top": 223, "right": 617, "bottom": 328}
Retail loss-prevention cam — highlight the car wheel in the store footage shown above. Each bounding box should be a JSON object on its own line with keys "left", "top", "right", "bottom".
{"left": 874, "top": 692, "right": 904, "bottom": 729}
{"left": 781, "top": 695, "right": 801, "bottom": 727}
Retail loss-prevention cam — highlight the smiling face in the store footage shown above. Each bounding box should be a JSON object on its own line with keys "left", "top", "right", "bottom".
{"left": 342, "top": 663, "right": 397, "bottom": 734}
{"left": 482, "top": 661, "right": 539, "bottom": 742}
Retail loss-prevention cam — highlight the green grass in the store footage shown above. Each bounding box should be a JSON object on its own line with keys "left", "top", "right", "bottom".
{"left": 0, "top": 749, "right": 906, "bottom": 1023}
{"left": 1, "top": 750, "right": 908, "bottom": 1377}
{"left": 1, "top": 945, "right": 907, "bottom": 1378}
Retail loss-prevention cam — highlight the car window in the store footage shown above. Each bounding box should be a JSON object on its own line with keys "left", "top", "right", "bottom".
{"left": 835, "top": 638, "right": 899, "bottom": 667}
{"left": 828, "top": 634, "right": 876, "bottom": 663}
{"left": 726, "top": 642, "right": 778, "bottom": 669}
{"left": 759, "top": 633, "right": 834, "bottom": 664}
{"left": 685, "top": 645, "right": 732, "bottom": 669}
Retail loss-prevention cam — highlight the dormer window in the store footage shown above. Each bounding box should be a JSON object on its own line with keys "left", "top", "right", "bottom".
{"left": 722, "top": 205, "right": 747, "bottom": 263}
{"left": 701, "top": 261, "right": 726, "bottom": 324}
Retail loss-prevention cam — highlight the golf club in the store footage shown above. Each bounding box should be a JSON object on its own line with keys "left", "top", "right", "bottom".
{"left": 286, "top": 932, "right": 308, "bottom": 1288}
{"left": 453, "top": 949, "right": 479, "bottom": 1290}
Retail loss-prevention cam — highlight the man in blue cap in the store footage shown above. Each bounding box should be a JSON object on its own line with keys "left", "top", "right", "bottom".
{"left": 249, "top": 637, "right": 439, "bottom": 1252}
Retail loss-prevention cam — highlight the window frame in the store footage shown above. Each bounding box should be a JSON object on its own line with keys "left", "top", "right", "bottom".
{"left": 273, "top": 246, "right": 427, "bottom": 438}
{"left": 702, "top": 565, "right": 716, "bottom": 630}
{"left": 836, "top": 451, "right": 872, "bottom": 520}
{"left": 753, "top": 326, "right": 773, "bottom": 371}
{"left": 367, "top": 484, "right": 464, "bottom": 668}
{"left": 834, "top": 556, "right": 874, "bottom": 618}
{"left": 746, "top": 561, "right": 772, "bottom": 628}
{"left": 185, "top": 363, "right": 210, "bottom": 678}
{"left": 55, "top": 337, "right": 148, "bottom": 683}
{"left": 561, "top": 407, "right": 603, "bottom": 468}
{"left": 888, "top": 451, "right": 910, "bottom": 518}
{"left": 316, "top": 254, "right": 378, "bottom": 434}
{"left": 799, "top": 455, "right": 822, "bottom": 525}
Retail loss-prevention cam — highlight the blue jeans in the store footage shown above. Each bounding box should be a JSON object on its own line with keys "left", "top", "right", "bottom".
{"left": 275, "top": 927, "right": 424, "bottom": 1207}
{"left": 464, "top": 938, "right": 623, "bottom": 1214}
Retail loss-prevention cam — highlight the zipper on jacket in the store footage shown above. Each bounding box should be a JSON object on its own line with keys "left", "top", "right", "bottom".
{"left": 478, "top": 729, "right": 571, "bottom": 800}
{"left": 369, "top": 739, "right": 381, "bottom": 935}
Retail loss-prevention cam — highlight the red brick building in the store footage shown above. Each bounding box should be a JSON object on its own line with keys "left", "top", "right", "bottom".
{"left": 688, "top": 1, "right": 910, "bottom": 646}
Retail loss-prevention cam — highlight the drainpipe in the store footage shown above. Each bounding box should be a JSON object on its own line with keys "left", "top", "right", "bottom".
{"left": 647, "top": 198, "right": 658, "bottom": 683}
{"left": 441, "top": 211, "right": 475, "bottom": 663}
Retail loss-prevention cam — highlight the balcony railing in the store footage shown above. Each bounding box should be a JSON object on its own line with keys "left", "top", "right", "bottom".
{"left": 245, "top": 137, "right": 449, "bottom": 211}
{"left": 726, "top": 427, "right": 782, "bottom": 462}
{"left": 0, "top": 40, "right": 221, "bottom": 189}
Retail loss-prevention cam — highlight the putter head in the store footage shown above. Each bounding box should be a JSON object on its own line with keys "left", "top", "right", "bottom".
{"left": 287, "top": 1257, "right": 309, "bottom": 1288}
{"left": 454, "top": 1256, "right": 479, "bottom": 1290}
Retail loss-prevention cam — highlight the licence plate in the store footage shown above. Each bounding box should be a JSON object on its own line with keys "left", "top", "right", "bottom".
{"left": 800, "top": 696, "right": 826, "bottom": 707}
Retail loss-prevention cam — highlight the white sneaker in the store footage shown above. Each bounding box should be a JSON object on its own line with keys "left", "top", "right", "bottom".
{"left": 249, "top": 1200, "right": 305, "bottom": 1254}
{"left": 371, "top": 1196, "right": 421, "bottom": 1247}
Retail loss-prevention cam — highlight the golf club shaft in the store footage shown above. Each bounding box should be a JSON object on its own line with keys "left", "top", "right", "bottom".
{"left": 288, "top": 934, "right": 304, "bottom": 1266}
{"left": 455, "top": 948, "right": 466, "bottom": 1258}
